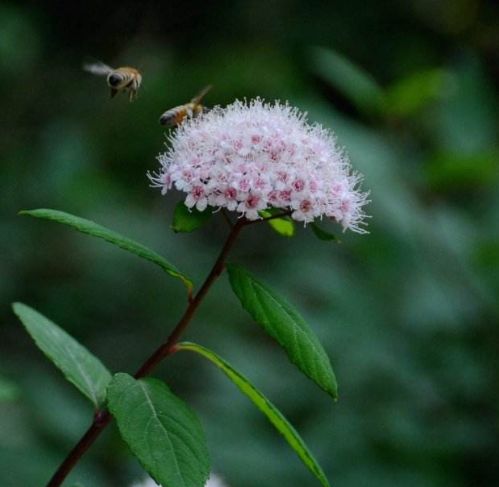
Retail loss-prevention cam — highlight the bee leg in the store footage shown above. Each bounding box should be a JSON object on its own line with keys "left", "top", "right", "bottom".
{"left": 110, "top": 88, "right": 118, "bottom": 98}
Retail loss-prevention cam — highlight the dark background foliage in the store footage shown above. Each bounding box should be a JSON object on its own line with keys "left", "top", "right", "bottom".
{"left": 1, "top": 1, "right": 498, "bottom": 486}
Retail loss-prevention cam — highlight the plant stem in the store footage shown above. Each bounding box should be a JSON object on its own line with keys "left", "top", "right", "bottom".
{"left": 46, "top": 218, "right": 247, "bottom": 487}
{"left": 134, "top": 218, "right": 246, "bottom": 378}
{"left": 46, "top": 410, "right": 112, "bottom": 487}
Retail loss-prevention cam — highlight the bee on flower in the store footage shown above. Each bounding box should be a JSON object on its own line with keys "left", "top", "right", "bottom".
{"left": 159, "top": 85, "right": 212, "bottom": 127}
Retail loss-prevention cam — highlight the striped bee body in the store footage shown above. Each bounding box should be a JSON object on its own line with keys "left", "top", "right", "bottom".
{"left": 83, "top": 61, "right": 142, "bottom": 101}
{"left": 159, "top": 103, "right": 203, "bottom": 127}
{"left": 107, "top": 67, "right": 142, "bottom": 101}
{"left": 159, "top": 85, "right": 212, "bottom": 127}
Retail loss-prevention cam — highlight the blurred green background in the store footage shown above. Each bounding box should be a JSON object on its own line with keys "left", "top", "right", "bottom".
{"left": 1, "top": 0, "right": 498, "bottom": 486}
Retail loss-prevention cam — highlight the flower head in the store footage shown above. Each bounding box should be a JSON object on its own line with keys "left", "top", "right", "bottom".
{"left": 150, "top": 99, "right": 369, "bottom": 232}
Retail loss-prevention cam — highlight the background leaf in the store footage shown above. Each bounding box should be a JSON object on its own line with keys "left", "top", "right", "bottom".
{"left": 0, "top": 375, "right": 20, "bottom": 402}
{"left": 310, "top": 46, "right": 385, "bottom": 116}
{"left": 107, "top": 373, "right": 210, "bottom": 487}
{"left": 227, "top": 264, "right": 337, "bottom": 398}
{"left": 310, "top": 223, "right": 340, "bottom": 242}
{"left": 178, "top": 342, "right": 331, "bottom": 487}
{"left": 20, "top": 209, "right": 192, "bottom": 292}
{"left": 12, "top": 303, "right": 111, "bottom": 408}
{"left": 384, "top": 68, "right": 451, "bottom": 117}
{"left": 425, "top": 151, "right": 499, "bottom": 191}
{"left": 171, "top": 201, "right": 213, "bottom": 233}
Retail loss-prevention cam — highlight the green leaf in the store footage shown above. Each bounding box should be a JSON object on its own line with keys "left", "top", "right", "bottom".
{"left": 227, "top": 265, "right": 337, "bottom": 398}
{"left": 425, "top": 151, "right": 499, "bottom": 192}
{"left": 0, "top": 375, "right": 20, "bottom": 402}
{"left": 433, "top": 57, "right": 497, "bottom": 153}
{"left": 259, "top": 210, "right": 295, "bottom": 237}
{"left": 310, "top": 223, "right": 340, "bottom": 242}
{"left": 310, "top": 46, "right": 385, "bottom": 116}
{"left": 178, "top": 342, "right": 331, "bottom": 487}
{"left": 12, "top": 303, "right": 111, "bottom": 408}
{"left": 20, "top": 209, "right": 192, "bottom": 293}
{"left": 171, "top": 201, "right": 213, "bottom": 233}
{"left": 107, "top": 373, "right": 210, "bottom": 487}
{"left": 268, "top": 218, "right": 294, "bottom": 237}
{"left": 384, "top": 69, "right": 451, "bottom": 117}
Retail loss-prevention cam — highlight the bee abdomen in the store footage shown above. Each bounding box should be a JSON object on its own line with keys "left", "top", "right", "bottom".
{"left": 159, "top": 109, "right": 186, "bottom": 127}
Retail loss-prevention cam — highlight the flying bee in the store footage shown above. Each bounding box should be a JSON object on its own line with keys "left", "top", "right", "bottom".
{"left": 159, "top": 85, "right": 212, "bottom": 127}
{"left": 83, "top": 61, "right": 142, "bottom": 101}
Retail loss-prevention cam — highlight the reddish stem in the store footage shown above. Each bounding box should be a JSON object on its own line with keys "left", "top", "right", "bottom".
{"left": 134, "top": 218, "right": 246, "bottom": 378}
{"left": 46, "top": 219, "right": 247, "bottom": 487}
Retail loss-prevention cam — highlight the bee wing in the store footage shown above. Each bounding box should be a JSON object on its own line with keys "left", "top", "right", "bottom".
{"left": 83, "top": 61, "right": 114, "bottom": 77}
{"left": 191, "top": 84, "right": 213, "bottom": 104}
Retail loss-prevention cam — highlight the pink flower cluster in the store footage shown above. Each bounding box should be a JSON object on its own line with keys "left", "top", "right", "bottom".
{"left": 150, "top": 99, "right": 369, "bottom": 232}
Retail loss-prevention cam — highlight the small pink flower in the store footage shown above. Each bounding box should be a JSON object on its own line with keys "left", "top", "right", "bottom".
{"left": 292, "top": 199, "right": 314, "bottom": 222}
{"left": 268, "top": 190, "right": 280, "bottom": 204}
{"left": 279, "top": 190, "right": 292, "bottom": 202}
{"left": 185, "top": 185, "right": 208, "bottom": 211}
{"left": 149, "top": 99, "right": 369, "bottom": 232}
{"left": 237, "top": 193, "right": 267, "bottom": 220}
{"left": 237, "top": 178, "right": 250, "bottom": 192}
{"left": 292, "top": 179, "right": 305, "bottom": 192}
{"left": 160, "top": 173, "right": 172, "bottom": 194}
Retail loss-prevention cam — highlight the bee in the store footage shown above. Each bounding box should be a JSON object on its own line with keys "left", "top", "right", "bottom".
{"left": 83, "top": 61, "right": 142, "bottom": 101}
{"left": 159, "top": 85, "right": 212, "bottom": 127}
